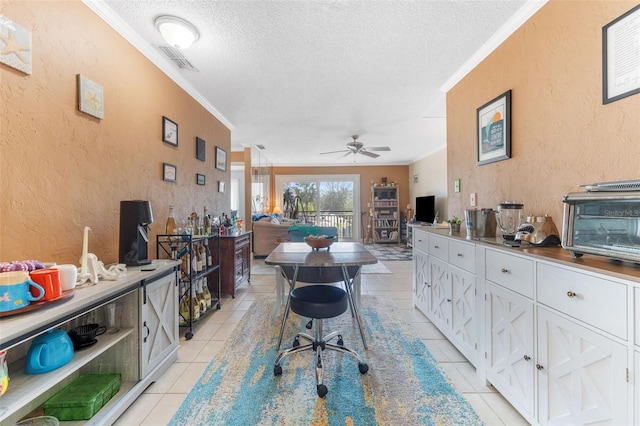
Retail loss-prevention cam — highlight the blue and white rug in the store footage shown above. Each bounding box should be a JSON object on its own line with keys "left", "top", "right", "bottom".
{"left": 169, "top": 296, "right": 482, "bottom": 425}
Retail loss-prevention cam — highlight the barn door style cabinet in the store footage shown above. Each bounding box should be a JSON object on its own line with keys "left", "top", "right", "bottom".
{"left": 0, "top": 262, "right": 179, "bottom": 425}
{"left": 412, "top": 227, "right": 638, "bottom": 425}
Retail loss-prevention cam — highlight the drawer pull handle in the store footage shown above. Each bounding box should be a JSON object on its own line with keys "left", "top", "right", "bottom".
{"left": 434, "top": 245, "right": 440, "bottom": 249}
{"left": 567, "top": 291, "right": 577, "bottom": 298}
{"left": 523, "top": 355, "right": 531, "bottom": 361}
{"left": 501, "top": 268, "right": 509, "bottom": 273}
{"left": 457, "top": 253, "right": 463, "bottom": 257}
{"left": 536, "top": 364, "right": 544, "bottom": 371}
{"left": 446, "top": 299, "right": 451, "bottom": 302}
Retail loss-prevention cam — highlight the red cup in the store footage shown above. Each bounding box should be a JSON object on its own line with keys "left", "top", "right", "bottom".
{"left": 29, "top": 269, "right": 62, "bottom": 301}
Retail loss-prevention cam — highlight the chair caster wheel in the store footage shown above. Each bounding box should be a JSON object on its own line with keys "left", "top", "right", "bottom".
{"left": 274, "top": 365, "right": 282, "bottom": 376}
{"left": 359, "top": 363, "right": 369, "bottom": 374}
{"left": 317, "top": 384, "right": 328, "bottom": 397}
{"left": 185, "top": 331, "right": 193, "bottom": 340}
{"left": 292, "top": 337, "right": 300, "bottom": 348}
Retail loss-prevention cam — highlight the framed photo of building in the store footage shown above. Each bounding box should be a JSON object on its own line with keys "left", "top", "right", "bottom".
{"left": 476, "top": 90, "right": 511, "bottom": 165}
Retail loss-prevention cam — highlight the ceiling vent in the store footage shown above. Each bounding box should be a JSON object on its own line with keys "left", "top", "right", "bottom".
{"left": 255, "top": 144, "right": 266, "bottom": 150}
{"left": 158, "top": 45, "right": 198, "bottom": 71}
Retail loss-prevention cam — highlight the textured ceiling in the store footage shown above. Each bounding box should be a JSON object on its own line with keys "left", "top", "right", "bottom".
{"left": 97, "top": 0, "right": 535, "bottom": 166}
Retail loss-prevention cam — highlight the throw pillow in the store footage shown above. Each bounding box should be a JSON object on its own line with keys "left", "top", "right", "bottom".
{"left": 271, "top": 217, "right": 280, "bottom": 225}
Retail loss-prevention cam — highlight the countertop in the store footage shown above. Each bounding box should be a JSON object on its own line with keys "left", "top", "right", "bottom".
{"left": 412, "top": 225, "right": 640, "bottom": 285}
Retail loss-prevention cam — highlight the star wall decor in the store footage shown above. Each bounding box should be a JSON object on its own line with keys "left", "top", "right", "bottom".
{"left": 0, "top": 14, "right": 32, "bottom": 75}
{"left": 77, "top": 74, "right": 104, "bottom": 119}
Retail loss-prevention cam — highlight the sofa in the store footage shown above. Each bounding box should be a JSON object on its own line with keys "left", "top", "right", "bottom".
{"left": 251, "top": 217, "right": 338, "bottom": 258}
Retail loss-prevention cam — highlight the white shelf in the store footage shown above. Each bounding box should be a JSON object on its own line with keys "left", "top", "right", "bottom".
{"left": 0, "top": 328, "right": 134, "bottom": 424}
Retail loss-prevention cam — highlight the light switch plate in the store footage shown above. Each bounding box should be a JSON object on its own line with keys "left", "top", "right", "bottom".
{"left": 454, "top": 179, "right": 460, "bottom": 193}
{"left": 470, "top": 193, "right": 477, "bottom": 207}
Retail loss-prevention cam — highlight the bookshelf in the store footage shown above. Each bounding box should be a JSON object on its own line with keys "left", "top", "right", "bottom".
{"left": 371, "top": 185, "right": 400, "bottom": 243}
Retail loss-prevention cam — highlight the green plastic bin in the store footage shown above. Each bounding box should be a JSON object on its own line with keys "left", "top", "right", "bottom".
{"left": 43, "top": 373, "right": 121, "bottom": 420}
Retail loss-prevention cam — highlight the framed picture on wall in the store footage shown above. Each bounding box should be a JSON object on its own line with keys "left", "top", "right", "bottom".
{"left": 196, "top": 137, "right": 206, "bottom": 161}
{"left": 162, "top": 116, "right": 178, "bottom": 147}
{"left": 216, "top": 146, "right": 227, "bottom": 171}
{"left": 602, "top": 4, "right": 640, "bottom": 104}
{"left": 196, "top": 173, "right": 206, "bottom": 185}
{"left": 163, "top": 162, "right": 177, "bottom": 182}
{"left": 476, "top": 90, "right": 511, "bottom": 165}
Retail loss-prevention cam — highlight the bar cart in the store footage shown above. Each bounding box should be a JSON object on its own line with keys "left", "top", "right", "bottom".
{"left": 157, "top": 232, "right": 221, "bottom": 340}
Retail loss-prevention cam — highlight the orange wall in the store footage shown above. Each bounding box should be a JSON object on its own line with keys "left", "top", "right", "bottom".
{"left": 446, "top": 0, "right": 640, "bottom": 224}
{"left": 273, "top": 165, "right": 410, "bottom": 216}
{"left": 0, "top": 1, "right": 231, "bottom": 264}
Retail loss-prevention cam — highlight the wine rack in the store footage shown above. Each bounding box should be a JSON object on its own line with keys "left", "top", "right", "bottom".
{"left": 156, "top": 233, "right": 221, "bottom": 340}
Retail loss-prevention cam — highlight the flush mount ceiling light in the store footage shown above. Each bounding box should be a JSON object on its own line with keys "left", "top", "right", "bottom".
{"left": 154, "top": 15, "right": 200, "bottom": 49}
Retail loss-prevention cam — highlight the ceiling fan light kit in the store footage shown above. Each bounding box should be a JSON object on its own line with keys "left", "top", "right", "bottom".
{"left": 320, "top": 135, "right": 391, "bottom": 160}
{"left": 154, "top": 15, "right": 200, "bottom": 49}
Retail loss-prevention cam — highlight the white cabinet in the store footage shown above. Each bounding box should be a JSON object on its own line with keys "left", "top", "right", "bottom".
{"left": 486, "top": 282, "right": 535, "bottom": 419}
{"left": 140, "top": 271, "right": 178, "bottom": 377}
{"left": 636, "top": 350, "right": 640, "bottom": 426}
{"left": 413, "top": 235, "right": 429, "bottom": 315}
{"left": 412, "top": 229, "right": 479, "bottom": 367}
{"left": 537, "top": 307, "right": 628, "bottom": 425}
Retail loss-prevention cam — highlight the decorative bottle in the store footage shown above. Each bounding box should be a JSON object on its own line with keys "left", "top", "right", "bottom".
{"left": 203, "top": 206, "right": 211, "bottom": 236}
{"left": 166, "top": 205, "right": 177, "bottom": 235}
{"left": 202, "top": 278, "right": 213, "bottom": 310}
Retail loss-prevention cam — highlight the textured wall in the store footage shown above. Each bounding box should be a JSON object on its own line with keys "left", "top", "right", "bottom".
{"left": 0, "top": 1, "right": 230, "bottom": 264}
{"left": 408, "top": 148, "right": 448, "bottom": 220}
{"left": 447, "top": 0, "right": 640, "bottom": 225}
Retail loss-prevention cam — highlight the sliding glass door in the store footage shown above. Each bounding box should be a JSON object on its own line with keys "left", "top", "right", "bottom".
{"left": 275, "top": 175, "right": 360, "bottom": 241}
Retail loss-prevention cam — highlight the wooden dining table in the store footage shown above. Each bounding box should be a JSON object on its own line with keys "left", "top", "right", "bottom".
{"left": 265, "top": 241, "right": 377, "bottom": 349}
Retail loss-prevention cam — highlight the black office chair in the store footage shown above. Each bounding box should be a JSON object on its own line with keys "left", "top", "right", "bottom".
{"left": 273, "top": 284, "right": 368, "bottom": 397}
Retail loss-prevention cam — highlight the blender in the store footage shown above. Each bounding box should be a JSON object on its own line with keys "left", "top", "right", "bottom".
{"left": 496, "top": 201, "right": 524, "bottom": 241}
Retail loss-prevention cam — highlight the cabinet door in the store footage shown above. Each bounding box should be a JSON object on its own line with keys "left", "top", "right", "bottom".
{"left": 413, "top": 248, "right": 429, "bottom": 315}
{"left": 450, "top": 265, "right": 477, "bottom": 365}
{"left": 428, "top": 256, "right": 450, "bottom": 330}
{"left": 486, "top": 283, "right": 535, "bottom": 419}
{"left": 635, "top": 351, "right": 640, "bottom": 426}
{"left": 141, "top": 272, "right": 179, "bottom": 377}
{"left": 537, "top": 307, "right": 628, "bottom": 425}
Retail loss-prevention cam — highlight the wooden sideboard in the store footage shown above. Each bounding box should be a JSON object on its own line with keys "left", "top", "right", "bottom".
{"left": 215, "top": 231, "right": 252, "bottom": 298}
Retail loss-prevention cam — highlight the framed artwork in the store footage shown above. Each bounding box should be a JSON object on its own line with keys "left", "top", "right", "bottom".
{"left": 476, "top": 90, "right": 511, "bottom": 165}
{"left": 215, "top": 146, "right": 227, "bottom": 171}
{"left": 603, "top": 4, "right": 640, "bottom": 104}
{"left": 0, "top": 15, "right": 32, "bottom": 75}
{"left": 162, "top": 116, "right": 178, "bottom": 147}
{"left": 196, "top": 173, "right": 206, "bottom": 185}
{"left": 77, "top": 75, "right": 104, "bottom": 119}
{"left": 196, "top": 137, "right": 206, "bottom": 161}
{"left": 218, "top": 180, "right": 225, "bottom": 193}
{"left": 163, "top": 162, "right": 177, "bottom": 182}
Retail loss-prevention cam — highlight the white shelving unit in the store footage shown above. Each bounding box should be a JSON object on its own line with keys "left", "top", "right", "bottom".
{"left": 371, "top": 185, "right": 400, "bottom": 243}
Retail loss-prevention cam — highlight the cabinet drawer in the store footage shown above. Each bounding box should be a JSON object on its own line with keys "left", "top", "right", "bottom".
{"left": 413, "top": 230, "right": 429, "bottom": 253}
{"left": 429, "top": 234, "right": 449, "bottom": 261}
{"left": 537, "top": 263, "right": 627, "bottom": 339}
{"left": 448, "top": 240, "right": 476, "bottom": 273}
{"left": 235, "top": 235, "right": 250, "bottom": 248}
{"left": 485, "top": 249, "right": 534, "bottom": 299}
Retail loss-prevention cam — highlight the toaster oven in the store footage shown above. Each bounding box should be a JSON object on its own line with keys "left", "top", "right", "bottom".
{"left": 562, "top": 188, "right": 640, "bottom": 262}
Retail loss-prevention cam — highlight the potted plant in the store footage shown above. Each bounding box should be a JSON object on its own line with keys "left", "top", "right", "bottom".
{"left": 447, "top": 216, "right": 462, "bottom": 233}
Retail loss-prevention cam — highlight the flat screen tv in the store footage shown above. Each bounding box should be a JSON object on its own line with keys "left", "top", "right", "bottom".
{"left": 415, "top": 195, "right": 436, "bottom": 224}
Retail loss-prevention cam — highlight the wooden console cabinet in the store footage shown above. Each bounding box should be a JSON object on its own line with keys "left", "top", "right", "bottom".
{"left": 216, "top": 232, "right": 252, "bottom": 298}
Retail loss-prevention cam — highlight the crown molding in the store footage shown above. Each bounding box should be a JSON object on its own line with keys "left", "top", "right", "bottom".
{"left": 82, "top": 0, "right": 234, "bottom": 130}
{"left": 440, "top": 0, "right": 548, "bottom": 93}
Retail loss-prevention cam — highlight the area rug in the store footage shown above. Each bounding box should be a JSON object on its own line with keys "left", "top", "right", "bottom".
{"left": 251, "top": 259, "right": 392, "bottom": 275}
{"left": 365, "top": 243, "right": 413, "bottom": 261}
{"left": 168, "top": 297, "right": 483, "bottom": 425}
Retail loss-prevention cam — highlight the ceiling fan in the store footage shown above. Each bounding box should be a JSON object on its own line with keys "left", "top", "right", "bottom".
{"left": 320, "top": 135, "right": 391, "bottom": 159}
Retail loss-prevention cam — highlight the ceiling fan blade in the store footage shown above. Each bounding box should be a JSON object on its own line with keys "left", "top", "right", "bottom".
{"left": 367, "top": 147, "right": 391, "bottom": 151}
{"left": 359, "top": 151, "right": 379, "bottom": 158}
{"left": 320, "top": 149, "right": 350, "bottom": 155}
{"left": 339, "top": 151, "right": 353, "bottom": 158}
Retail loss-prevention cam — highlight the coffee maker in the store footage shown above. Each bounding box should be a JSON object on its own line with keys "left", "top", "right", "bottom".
{"left": 119, "top": 200, "right": 153, "bottom": 266}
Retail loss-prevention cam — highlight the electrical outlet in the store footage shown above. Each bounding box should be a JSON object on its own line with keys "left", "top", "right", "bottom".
{"left": 470, "top": 193, "right": 477, "bottom": 207}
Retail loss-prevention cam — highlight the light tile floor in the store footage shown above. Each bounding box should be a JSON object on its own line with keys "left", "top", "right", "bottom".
{"left": 114, "top": 260, "right": 529, "bottom": 425}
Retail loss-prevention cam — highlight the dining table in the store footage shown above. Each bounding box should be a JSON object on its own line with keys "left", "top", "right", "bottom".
{"left": 265, "top": 241, "right": 377, "bottom": 349}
